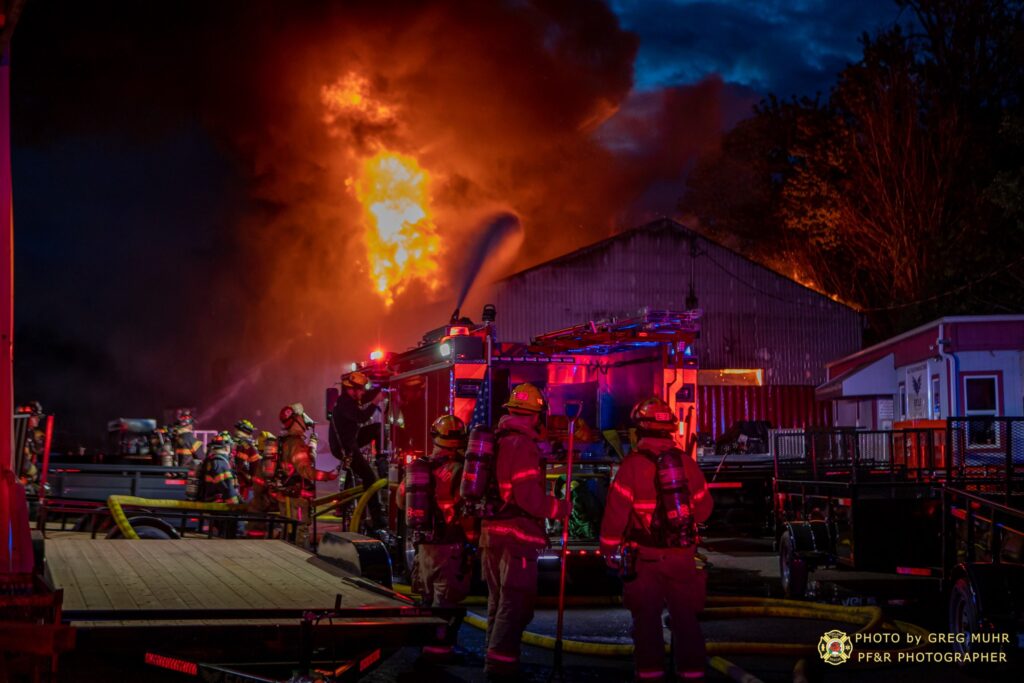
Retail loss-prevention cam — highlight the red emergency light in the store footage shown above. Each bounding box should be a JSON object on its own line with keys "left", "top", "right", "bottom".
{"left": 145, "top": 653, "right": 198, "bottom": 676}
{"left": 370, "top": 349, "right": 385, "bottom": 361}
{"left": 447, "top": 325, "right": 470, "bottom": 336}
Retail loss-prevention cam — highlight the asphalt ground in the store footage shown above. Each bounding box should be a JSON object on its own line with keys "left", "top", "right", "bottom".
{"left": 362, "top": 535, "right": 1021, "bottom": 683}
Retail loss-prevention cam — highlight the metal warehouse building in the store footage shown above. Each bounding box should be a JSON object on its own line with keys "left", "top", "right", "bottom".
{"left": 493, "top": 219, "right": 864, "bottom": 438}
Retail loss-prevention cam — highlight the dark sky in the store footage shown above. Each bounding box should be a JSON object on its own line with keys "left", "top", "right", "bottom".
{"left": 11, "top": 0, "right": 907, "bottom": 446}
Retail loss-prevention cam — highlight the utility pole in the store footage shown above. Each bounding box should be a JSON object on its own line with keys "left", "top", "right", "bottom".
{"left": 1, "top": 0, "right": 26, "bottom": 470}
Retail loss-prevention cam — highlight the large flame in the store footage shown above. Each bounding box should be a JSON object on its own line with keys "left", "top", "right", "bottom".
{"left": 322, "top": 72, "right": 441, "bottom": 306}
{"left": 352, "top": 151, "right": 441, "bottom": 306}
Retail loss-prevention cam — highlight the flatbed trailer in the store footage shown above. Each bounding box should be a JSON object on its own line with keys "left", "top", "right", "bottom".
{"left": 772, "top": 418, "right": 1024, "bottom": 656}
{"left": 41, "top": 536, "right": 460, "bottom": 681}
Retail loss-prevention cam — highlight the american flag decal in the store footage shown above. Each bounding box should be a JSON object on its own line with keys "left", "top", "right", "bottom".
{"left": 470, "top": 373, "right": 491, "bottom": 429}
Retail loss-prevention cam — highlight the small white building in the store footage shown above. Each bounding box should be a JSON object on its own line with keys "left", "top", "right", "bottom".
{"left": 817, "top": 316, "right": 1024, "bottom": 433}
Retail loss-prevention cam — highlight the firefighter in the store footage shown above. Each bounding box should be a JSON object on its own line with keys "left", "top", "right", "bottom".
{"left": 204, "top": 431, "right": 241, "bottom": 537}
{"left": 599, "top": 397, "right": 714, "bottom": 682}
{"left": 248, "top": 431, "right": 281, "bottom": 538}
{"left": 396, "top": 415, "right": 471, "bottom": 663}
{"left": 329, "top": 371, "right": 387, "bottom": 530}
{"left": 279, "top": 402, "right": 336, "bottom": 547}
{"left": 480, "top": 383, "right": 569, "bottom": 679}
{"left": 18, "top": 401, "right": 46, "bottom": 494}
{"left": 172, "top": 410, "right": 205, "bottom": 468}
{"left": 232, "top": 418, "right": 260, "bottom": 501}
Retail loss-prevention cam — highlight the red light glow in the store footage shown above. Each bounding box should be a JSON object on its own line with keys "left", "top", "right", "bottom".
{"left": 448, "top": 326, "right": 469, "bottom": 336}
{"left": 370, "top": 349, "right": 385, "bottom": 361}
{"left": 145, "top": 653, "right": 198, "bottom": 676}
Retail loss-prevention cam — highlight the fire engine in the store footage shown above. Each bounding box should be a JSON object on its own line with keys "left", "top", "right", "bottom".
{"left": 330, "top": 307, "right": 701, "bottom": 585}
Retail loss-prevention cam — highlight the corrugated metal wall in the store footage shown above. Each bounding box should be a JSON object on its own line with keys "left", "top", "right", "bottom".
{"left": 494, "top": 219, "right": 863, "bottom": 385}
{"left": 698, "top": 385, "right": 832, "bottom": 438}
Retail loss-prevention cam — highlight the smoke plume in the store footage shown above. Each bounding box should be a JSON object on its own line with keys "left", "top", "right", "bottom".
{"left": 13, "top": 0, "right": 753, "bottom": 439}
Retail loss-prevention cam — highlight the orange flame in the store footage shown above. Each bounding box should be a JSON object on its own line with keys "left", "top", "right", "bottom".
{"left": 352, "top": 151, "right": 441, "bottom": 306}
{"left": 321, "top": 72, "right": 441, "bottom": 306}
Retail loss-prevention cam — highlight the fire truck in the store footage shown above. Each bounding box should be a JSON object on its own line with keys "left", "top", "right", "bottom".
{"left": 331, "top": 307, "right": 701, "bottom": 586}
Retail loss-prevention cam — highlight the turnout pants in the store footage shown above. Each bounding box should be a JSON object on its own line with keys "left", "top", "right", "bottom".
{"left": 413, "top": 542, "right": 471, "bottom": 658}
{"left": 281, "top": 496, "right": 311, "bottom": 547}
{"left": 623, "top": 546, "right": 707, "bottom": 680}
{"left": 482, "top": 540, "right": 539, "bottom": 673}
{"left": 246, "top": 486, "right": 279, "bottom": 538}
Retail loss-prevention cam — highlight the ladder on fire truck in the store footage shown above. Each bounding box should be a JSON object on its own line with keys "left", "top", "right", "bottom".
{"left": 527, "top": 309, "right": 701, "bottom": 354}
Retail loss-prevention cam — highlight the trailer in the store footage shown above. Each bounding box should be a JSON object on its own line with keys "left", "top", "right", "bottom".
{"left": 772, "top": 418, "right": 1024, "bottom": 656}
{"left": 332, "top": 309, "right": 701, "bottom": 584}
{"left": 43, "top": 535, "right": 459, "bottom": 682}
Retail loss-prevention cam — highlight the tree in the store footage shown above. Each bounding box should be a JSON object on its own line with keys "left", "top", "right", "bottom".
{"left": 681, "top": 0, "right": 1024, "bottom": 337}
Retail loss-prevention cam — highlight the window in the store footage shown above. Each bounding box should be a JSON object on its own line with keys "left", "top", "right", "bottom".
{"left": 964, "top": 375, "right": 999, "bottom": 446}
{"left": 931, "top": 376, "right": 941, "bottom": 419}
{"left": 898, "top": 383, "right": 907, "bottom": 419}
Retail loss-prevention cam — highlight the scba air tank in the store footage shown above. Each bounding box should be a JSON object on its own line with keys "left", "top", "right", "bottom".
{"left": 404, "top": 458, "right": 433, "bottom": 531}
{"left": 655, "top": 448, "right": 696, "bottom": 547}
{"left": 460, "top": 426, "right": 495, "bottom": 502}
{"left": 185, "top": 457, "right": 204, "bottom": 501}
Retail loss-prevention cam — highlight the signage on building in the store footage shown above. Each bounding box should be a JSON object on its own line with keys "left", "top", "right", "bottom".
{"left": 906, "top": 363, "right": 929, "bottom": 420}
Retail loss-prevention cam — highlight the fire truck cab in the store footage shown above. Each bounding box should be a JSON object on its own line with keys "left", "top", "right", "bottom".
{"left": 335, "top": 308, "right": 701, "bottom": 584}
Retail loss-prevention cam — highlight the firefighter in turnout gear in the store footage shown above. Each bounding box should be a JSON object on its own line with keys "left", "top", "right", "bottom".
{"left": 232, "top": 419, "right": 260, "bottom": 501}
{"left": 203, "top": 431, "right": 240, "bottom": 504}
{"left": 600, "top": 397, "right": 714, "bottom": 681}
{"left": 330, "top": 371, "right": 387, "bottom": 530}
{"left": 247, "top": 431, "right": 280, "bottom": 538}
{"left": 172, "top": 410, "right": 205, "bottom": 467}
{"left": 18, "top": 401, "right": 45, "bottom": 494}
{"left": 203, "top": 431, "right": 241, "bottom": 537}
{"left": 396, "top": 415, "right": 472, "bottom": 663}
{"left": 279, "top": 403, "right": 335, "bottom": 546}
{"left": 480, "top": 383, "right": 569, "bottom": 679}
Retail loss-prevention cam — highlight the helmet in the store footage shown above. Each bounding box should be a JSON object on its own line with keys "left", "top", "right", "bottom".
{"left": 234, "top": 419, "right": 256, "bottom": 436}
{"left": 342, "top": 371, "right": 370, "bottom": 389}
{"left": 176, "top": 410, "right": 194, "bottom": 427}
{"left": 210, "top": 430, "right": 234, "bottom": 449}
{"left": 504, "top": 383, "right": 545, "bottom": 414}
{"left": 279, "top": 402, "right": 315, "bottom": 428}
{"left": 630, "top": 397, "right": 678, "bottom": 433}
{"left": 257, "top": 430, "right": 278, "bottom": 452}
{"left": 430, "top": 414, "right": 467, "bottom": 449}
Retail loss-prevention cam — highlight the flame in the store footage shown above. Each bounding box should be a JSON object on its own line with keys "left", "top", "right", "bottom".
{"left": 321, "top": 73, "right": 395, "bottom": 125}
{"left": 352, "top": 151, "right": 441, "bottom": 305}
{"left": 321, "top": 72, "right": 441, "bottom": 306}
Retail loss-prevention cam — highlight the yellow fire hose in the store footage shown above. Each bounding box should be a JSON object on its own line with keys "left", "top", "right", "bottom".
{"left": 314, "top": 487, "right": 367, "bottom": 522}
{"left": 391, "top": 580, "right": 929, "bottom": 663}
{"left": 107, "top": 495, "right": 248, "bottom": 540}
{"left": 348, "top": 479, "right": 389, "bottom": 533}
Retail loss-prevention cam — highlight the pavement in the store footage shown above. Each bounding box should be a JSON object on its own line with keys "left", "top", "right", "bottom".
{"left": 363, "top": 536, "right": 1020, "bottom": 682}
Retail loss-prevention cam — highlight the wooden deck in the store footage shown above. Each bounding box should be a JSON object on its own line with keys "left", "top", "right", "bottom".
{"left": 45, "top": 538, "right": 405, "bottom": 627}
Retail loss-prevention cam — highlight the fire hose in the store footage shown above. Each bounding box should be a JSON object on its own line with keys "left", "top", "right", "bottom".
{"left": 391, "top": 580, "right": 930, "bottom": 664}
{"left": 347, "top": 478, "right": 388, "bottom": 534}
{"left": 107, "top": 495, "right": 248, "bottom": 540}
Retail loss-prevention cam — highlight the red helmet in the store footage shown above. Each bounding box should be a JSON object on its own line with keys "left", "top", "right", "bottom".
{"left": 630, "top": 397, "right": 678, "bottom": 433}
{"left": 280, "top": 403, "right": 315, "bottom": 428}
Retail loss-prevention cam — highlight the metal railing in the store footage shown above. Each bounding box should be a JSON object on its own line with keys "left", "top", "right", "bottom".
{"left": 773, "top": 418, "right": 1024, "bottom": 500}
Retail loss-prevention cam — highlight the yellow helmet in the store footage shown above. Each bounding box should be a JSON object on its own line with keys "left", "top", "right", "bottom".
{"left": 504, "top": 382, "right": 545, "bottom": 414}
{"left": 343, "top": 371, "right": 370, "bottom": 389}
{"left": 431, "top": 414, "right": 467, "bottom": 448}
{"left": 256, "top": 430, "right": 277, "bottom": 452}
{"left": 630, "top": 397, "right": 678, "bottom": 432}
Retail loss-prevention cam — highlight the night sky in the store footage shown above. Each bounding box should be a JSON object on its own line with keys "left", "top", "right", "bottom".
{"left": 11, "top": 0, "right": 903, "bottom": 447}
